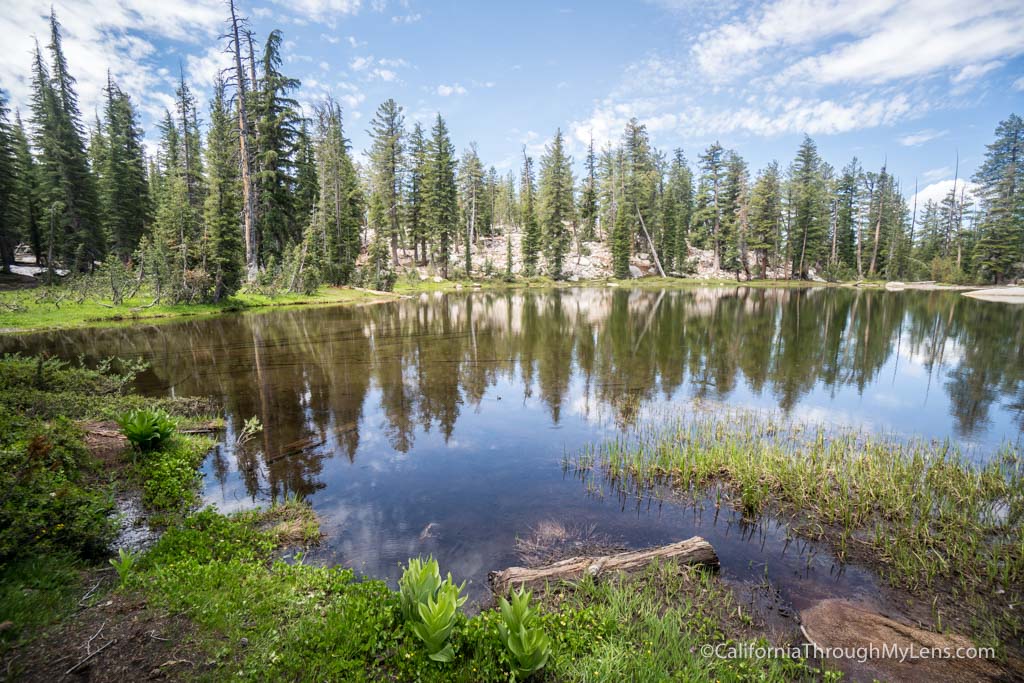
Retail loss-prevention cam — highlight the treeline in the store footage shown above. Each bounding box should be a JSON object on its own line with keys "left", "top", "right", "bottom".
{"left": 0, "top": 8, "right": 1021, "bottom": 300}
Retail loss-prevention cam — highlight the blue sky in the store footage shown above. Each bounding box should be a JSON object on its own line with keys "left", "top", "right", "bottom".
{"left": 2, "top": 0, "right": 1023, "bottom": 206}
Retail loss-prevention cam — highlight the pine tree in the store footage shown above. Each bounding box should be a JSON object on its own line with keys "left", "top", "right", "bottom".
{"left": 666, "top": 149, "right": 693, "bottom": 273}
{"left": 153, "top": 108, "right": 200, "bottom": 294}
{"left": 405, "top": 122, "right": 428, "bottom": 265}
{"left": 972, "top": 114, "right": 1023, "bottom": 283}
{"left": 0, "top": 92, "right": 20, "bottom": 270}
{"left": 748, "top": 162, "right": 782, "bottom": 279}
{"left": 720, "top": 151, "right": 749, "bottom": 276}
{"left": 203, "top": 77, "right": 244, "bottom": 301}
{"left": 458, "top": 142, "right": 484, "bottom": 276}
{"left": 519, "top": 150, "right": 540, "bottom": 275}
{"left": 537, "top": 129, "right": 574, "bottom": 278}
{"left": 255, "top": 29, "right": 301, "bottom": 262}
{"left": 310, "top": 99, "right": 363, "bottom": 284}
{"left": 176, "top": 67, "right": 205, "bottom": 213}
{"left": 30, "top": 12, "right": 103, "bottom": 271}
{"left": 294, "top": 118, "right": 318, "bottom": 226}
{"left": 833, "top": 159, "right": 860, "bottom": 269}
{"left": 367, "top": 99, "right": 404, "bottom": 265}
{"left": 10, "top": 111, "right": 42, "bottom": 262}
{"left": 694, "top": 142, "right": 726, "bottom": 270}
{"left": 100, "top": 77, "right": 150, "bottom": 261}
{"left": 789, "top": 135, "right": 828, "bottom": 278}
{"left": 579, "top": 135, "right": 598, "bottom": 241}
{"left": 622, "top": 119, "right": 659, "bottom": 267}
{"left": 424, "top": 114, "right": 457, "bottom": 278}
{"left": 611, "top": 176, "right": 632, "bottom": 278}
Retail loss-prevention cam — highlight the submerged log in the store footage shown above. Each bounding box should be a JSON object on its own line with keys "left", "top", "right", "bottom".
{"left": 489, "top": 536, "right": 718, "bottom": 594}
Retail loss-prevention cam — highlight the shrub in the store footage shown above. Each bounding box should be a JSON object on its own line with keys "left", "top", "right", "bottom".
{"left": 0, "top": 418, "right": 116, "bottom": 561}
{"left": 117, "top": 408, "right": 177, "bottom": 452}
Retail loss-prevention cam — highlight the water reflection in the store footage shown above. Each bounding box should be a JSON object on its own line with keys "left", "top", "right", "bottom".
{"left": 4, "top": 287, "right": 1022, "bottom": 595}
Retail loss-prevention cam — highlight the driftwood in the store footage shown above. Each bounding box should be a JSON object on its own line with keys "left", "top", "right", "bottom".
{"left": 488, "top": 536, "right": 718, "bottom": 594}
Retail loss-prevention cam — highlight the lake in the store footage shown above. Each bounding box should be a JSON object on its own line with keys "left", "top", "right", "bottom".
{"left": 5, "top": 286, "right": 1022, "bottom": 605}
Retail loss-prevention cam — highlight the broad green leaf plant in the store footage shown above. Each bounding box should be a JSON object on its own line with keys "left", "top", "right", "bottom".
{"left": 399, "top": 556, "right": 467, "bottom": 662}
{"left": 116, "top": 408, "right": 177, "bottom": 451}
{"left": 498, "top": 587, "right": 552, "bottom": 678}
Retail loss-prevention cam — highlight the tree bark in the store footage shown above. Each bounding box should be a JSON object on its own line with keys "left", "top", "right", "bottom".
{"left": 229, "top": 0, "right": 257, "bottom": 281}
{"left": 488, "top": 536, "right": 718, "bottom": 595}
{"left": 635, "top": 205, "right": 665, "bottom": 277}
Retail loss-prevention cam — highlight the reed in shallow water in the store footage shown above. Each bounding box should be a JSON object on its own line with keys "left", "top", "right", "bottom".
{"left": 568, "top": 406, "right": 1024, "bottom": 650}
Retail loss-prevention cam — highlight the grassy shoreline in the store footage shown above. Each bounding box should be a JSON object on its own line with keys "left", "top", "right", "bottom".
{"left": 0, "top": 285, "right": 397, "bottom": 334}
{"left": 569, "top": 407, "right": 1024, "bottom": 653}
{"left": 2, "top": 271, "right": 986, "bottom": 335}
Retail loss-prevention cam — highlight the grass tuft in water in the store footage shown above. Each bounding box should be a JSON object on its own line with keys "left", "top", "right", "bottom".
{"left": 572, "top": 407, "right": 1024, "bottom": 651}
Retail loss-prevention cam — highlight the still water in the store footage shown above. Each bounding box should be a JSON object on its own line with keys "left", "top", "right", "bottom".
{"left": 5, "top": 286, "right": 1023, "bottom": 604}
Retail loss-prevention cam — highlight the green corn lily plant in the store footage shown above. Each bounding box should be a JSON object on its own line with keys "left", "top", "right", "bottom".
{"left": 409, "top": 578, "right": 467, "bottom": 662}
{"left": 109, "top": 547, "right": 139, "bottom": 584}
{"left": 399, "top": 557, "right": 467, "bottom": 663}
{"left": 398, "top": 556, "right": 442, "bottom": 621}
{"left": 116, "top": 408, "right": 177, "bottom": 452}
{"left": 497, "top": 587, "right": 551, "bottom": 678}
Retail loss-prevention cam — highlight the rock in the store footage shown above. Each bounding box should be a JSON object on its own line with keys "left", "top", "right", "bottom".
{"left": 885, "top": 281, "right": 906, "bottom": 290}
{"left": 455, "top": 283, "right": 463, "bottom": 290}
{"left": 629, "top": 265, "right": 642, "bottom": 279}
{"left": 432, "top": 276, "right": 444, "bottom": 283}
{"left": 800, "top": 599, "right": 1003, "bottom": 682}
{"left": 568, "top": 274, "right": 579, "bottom": 282}
{"left": 963, "top": 287, "right": 1024, "bottom": 304}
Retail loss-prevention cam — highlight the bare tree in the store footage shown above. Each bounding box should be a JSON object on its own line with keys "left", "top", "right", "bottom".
{"left": 228, "top": 0, "right": 257, "bottom": 281}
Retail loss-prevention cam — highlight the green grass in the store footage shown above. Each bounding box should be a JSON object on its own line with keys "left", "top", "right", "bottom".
{"left": 568, "top": 407, "right": 1024, "bottom": 651}
{"left": 0, "top": 285, "right": 394, "bottom": 333}
{"left": 0, "top": 553, "right": 84, "bottom": 656}
{"left": 124, "top": 504, "right": 826, "bottom": 682}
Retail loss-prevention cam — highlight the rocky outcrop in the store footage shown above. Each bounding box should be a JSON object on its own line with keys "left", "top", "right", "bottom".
{"left": 800, "top": 599, "right": 1005, "bottom": 682}
{"left": 383, "top": 227, "right": 799, "bottom": 282}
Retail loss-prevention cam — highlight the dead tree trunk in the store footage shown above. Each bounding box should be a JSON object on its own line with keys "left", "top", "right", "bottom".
{"left": 635, "top": 205, "right": 666, "bottom": 277}
{"left": 489, "top": 536, "right": 718, "bottom": 595}
{"left": 229, "top": 0, "right": 257, "bottom": 282}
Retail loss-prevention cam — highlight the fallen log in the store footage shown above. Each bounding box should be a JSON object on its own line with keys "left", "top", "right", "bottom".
{"left": 489, "top": 536, "right": 718, "bottom": 595}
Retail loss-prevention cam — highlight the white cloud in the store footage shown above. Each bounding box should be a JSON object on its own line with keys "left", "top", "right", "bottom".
{"left": 898, "top": 129, "right": 948, "bottom": 147}
{"left": 911, "top": 178, "right": 978, "bottom": 209}
{"left": 350, "top": 55, "right": 374, "bottom": 71}
{"left": 0, "top": 0, "right": 224, "bottom": 124}
{"left": 922, "top": 166, "right": 951, "bottom": 182}
{"left": 371, "top": 68, "right": 397, "bottom": 82}
{"left": 1013, "top": 76, "right": 1024, "bottom": 91}
{"left": 349, "top": 55, "right": 408, "bottom": 81}
{"left": 335, "top": 81, "right": 365, "bottom": 111}
{"left": 436, "top": 83, "right": 467, "bottom": 96}
{"left": 951, "top": 61, "right": 1004, "bottom": 84}
{"left": 785, "top": 3, "right": 1024, "bottom": 86}
{"left": 391, "top": 13, "right": 421, "bottom": 24}
{"left": 570, "top": 91, "right": 912, "bottom": 148}
{"left": 273, "top": 0, "right": 361, "bottom": 23}
{"left": 695, "top": 0, "right": 1024, "bottom": 87}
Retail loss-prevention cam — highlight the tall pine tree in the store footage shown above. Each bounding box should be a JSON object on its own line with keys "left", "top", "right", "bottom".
{"left": 537, "top": 129, "right": 574, "bottom": 278}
